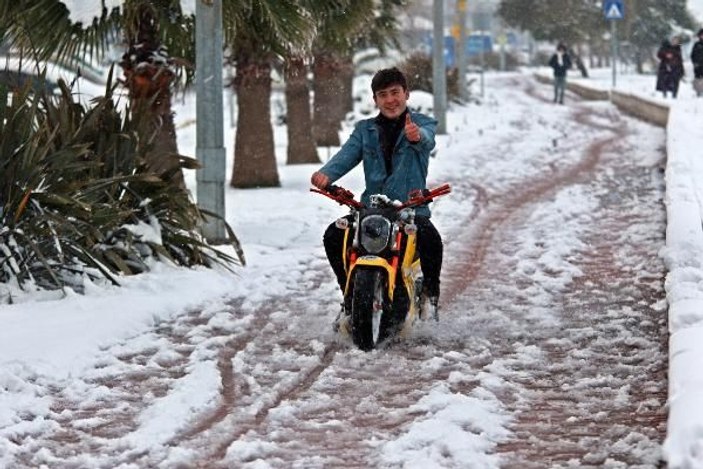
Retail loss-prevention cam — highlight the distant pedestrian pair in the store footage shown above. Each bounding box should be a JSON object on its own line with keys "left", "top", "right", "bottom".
{"left": 549, "top": 44, "right": 572, "bottom": 104}
{"left": 655, "top": 30, "right": 703, "bottom": 99}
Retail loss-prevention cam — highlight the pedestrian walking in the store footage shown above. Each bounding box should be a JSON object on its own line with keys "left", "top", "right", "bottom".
{"left": 656, "top": 36, "right": 684, "bottom": 98}
{"left": 691, "top": 28, "right": 703, "bottom": 97}
{"left": 548, "top": 43, "right": 572, "bottom": 104}
{"left": 549, "top": 43, "right": 571, "bottom": 104}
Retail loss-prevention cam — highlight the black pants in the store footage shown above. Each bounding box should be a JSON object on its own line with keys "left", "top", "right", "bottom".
{"left": 323, "top": 215, "right": 443, "bottom": 298}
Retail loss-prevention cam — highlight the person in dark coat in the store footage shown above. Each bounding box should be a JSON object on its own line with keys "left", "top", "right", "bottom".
{"left": 656, "top": 36, "right": 685, "bottom": 98}
{"left": 548, "top": 43, "right": 572, "bottom": 104}
{"left": 691, "top": 28, "right": 703, "bottom": 97}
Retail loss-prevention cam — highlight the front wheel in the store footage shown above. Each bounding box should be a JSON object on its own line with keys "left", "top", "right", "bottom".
{"left": 350, "top": 269, "right": 387, "bottom": 351}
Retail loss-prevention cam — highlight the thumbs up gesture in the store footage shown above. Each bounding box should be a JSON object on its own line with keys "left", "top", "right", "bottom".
{"left": 404, "top": 113, "right": 421, "bottom": 143}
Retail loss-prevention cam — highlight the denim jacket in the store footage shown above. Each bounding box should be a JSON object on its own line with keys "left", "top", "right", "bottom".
{"left": 319, "top": 111, "right": 437, "bottom": 217}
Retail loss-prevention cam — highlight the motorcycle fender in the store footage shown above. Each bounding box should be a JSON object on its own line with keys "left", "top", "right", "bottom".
{"left": 346, "top": 257, "right": 397, "bottom": 299}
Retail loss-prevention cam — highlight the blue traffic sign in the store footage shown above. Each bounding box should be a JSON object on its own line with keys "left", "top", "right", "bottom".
{"left": 604, "top": 0, "right": 625, "bottom": 20}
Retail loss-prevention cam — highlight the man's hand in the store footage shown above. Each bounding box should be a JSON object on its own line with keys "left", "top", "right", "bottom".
{"left": 311, "top": 171, "right": 330, "bottom": 189}
{"left": 405, "top": 113, "right": 421, "bottom": 143}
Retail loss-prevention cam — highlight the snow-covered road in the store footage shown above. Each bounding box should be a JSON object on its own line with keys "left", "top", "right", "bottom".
{"left": 4, "top": 75, "right": 668, "bottom": 468}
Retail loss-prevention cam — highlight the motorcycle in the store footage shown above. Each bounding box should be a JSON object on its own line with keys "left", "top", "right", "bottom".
{"left": 312, "top": 183, "right": 451, "bottom": 351}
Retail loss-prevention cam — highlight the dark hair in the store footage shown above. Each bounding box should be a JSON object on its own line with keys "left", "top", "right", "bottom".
{"left": 698, "top": 28, "right": 703, "bottom": 37}
{"left": 371, "top": 67, "right": 407, "bottom": 95}
{"left": 557, "top": 43, "right": 567, "bottom": 52}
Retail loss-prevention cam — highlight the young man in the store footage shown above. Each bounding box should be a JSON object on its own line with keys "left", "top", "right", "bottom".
{"left": 310, "top": 67, "right": 443, "bottom": 321}
{"left": 548, "top": 43, "right": 572, "bottom": 104}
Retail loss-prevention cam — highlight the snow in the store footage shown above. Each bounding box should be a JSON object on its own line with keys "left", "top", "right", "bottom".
{"left": 61, "top": 0, "right": 196, "bottom": 23}
{"left": 1, "top": 59, "right": 703, "bottom": 466}
{"left": 690, "top": 0, "right": 703, "bottom": 23}
{"left": 60, "top": 0, "right": 123, "bottom": 25}
{"left": 379, "top": 383, "right": 510, "bottom": 468}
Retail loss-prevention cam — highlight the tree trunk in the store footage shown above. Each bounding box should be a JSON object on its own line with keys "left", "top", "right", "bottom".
{"left": 573, "top": 45, "right": 589, "bottom": 78}
{"left": 284, "top": 56, "right": 319, "bottom": 165}
{"left": 231, "top": 60, "right": 280, "bottom": 188}
{"left": 635, "top": 48, "right": 644, "bottom": 74}
{"left": 340, "top": 54, "right": 354, "bottom": 120}
{"left": 120, "top": 5, "right": 184, "bottom": 189}
{"left": 312, "top": 51, "right": 344, "bottom": 147}
{"left": 126, "top": 67, "right": 183, "bottom": 188}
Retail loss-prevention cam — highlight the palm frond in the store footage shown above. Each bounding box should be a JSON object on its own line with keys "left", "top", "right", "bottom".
{"left": 1, "top": 72, "right": 242, "bottom": 299}
{"left": 0, "top": 0, "right": 121, "bottom": 69}
{"left": 223, "top": 0, "right": 314, "bottom": 59}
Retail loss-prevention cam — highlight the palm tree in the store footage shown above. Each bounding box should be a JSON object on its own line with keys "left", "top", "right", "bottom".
{"left": 283, "top": 0, "right": 357, "bottom": 166}
{"left": 311, "top": 0, "right": 406, "bottom": 147}
{"left": 311, "top": 3, "right": 367, "bottom": 148}
{"left": 1, "top": 0, "right": 196, "bottom": 188}
{"left": 222, "top": 0, "right": 313, "bottom": 188}
{"left": 284, "top": 53, "right": 319, "bottom": 165}
{"left": 117, "top": 0, "right": 196, "bottom": 188}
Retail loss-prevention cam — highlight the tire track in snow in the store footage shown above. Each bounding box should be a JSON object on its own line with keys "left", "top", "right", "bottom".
{"left": 204, "top": 341, "right": 341, "bottom": 463}
{"left": 441, "top": 96, "right": 625, "bottom": 305}
{"left": 448, "top": 77, "right": 668, "bottom": 466}
{"left": 490, "top": 127, "right": 669, "bottom": 465}
{"left": 147, "top": 286, "right": 344, "bottom": 467}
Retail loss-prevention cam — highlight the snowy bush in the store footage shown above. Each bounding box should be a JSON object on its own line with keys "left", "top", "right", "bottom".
{"left": 0, "top": 78, "right": 240, "bottom": 303}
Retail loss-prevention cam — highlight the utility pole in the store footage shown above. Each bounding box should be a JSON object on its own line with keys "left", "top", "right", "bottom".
{"left": 611, "top": 20, "right": 618, "bottom": 88}
{"left": 195, "top": 0, "right": 226, "bottom": 242}
{"left": 432, "top": 0, "right": 447, "bottom": 134}
{"left": 603, "top": 0, "right": 624, "bottom": 89}
{"left": 456, "top": 0, "right": 468, "bottom": 102}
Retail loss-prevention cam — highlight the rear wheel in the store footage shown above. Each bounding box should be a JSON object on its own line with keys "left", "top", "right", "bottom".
{"left": 351, "top": 269, "right": 387, "bottom": 351}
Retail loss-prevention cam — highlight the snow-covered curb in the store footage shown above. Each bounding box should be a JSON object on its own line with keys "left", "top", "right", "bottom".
{"left": 661, "top": 101, "right": 703, "bottom": 467}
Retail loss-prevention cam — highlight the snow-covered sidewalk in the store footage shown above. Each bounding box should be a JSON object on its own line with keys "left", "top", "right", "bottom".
{"left": 1, "top": 67, "right": 702, "bottom": 467}
{"left": 562, "top": 66, "right": 703, "bottom": 466}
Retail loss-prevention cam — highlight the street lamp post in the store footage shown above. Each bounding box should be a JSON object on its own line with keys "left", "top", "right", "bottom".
{"left": 432, "top": 0, "right": 447, "bottom": 134}
{"left": 457, "top": 0, "right": 468, "bottom": 102}
{"left": 195, "top": 0, "right": 226, "bottom": 243}
{"left": 603, "top": 0, "right": 625, "bottom": 89}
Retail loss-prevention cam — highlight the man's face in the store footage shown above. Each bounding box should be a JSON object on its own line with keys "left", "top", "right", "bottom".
{"left": 373, "top": 84, "right": 409, "bottom": 119}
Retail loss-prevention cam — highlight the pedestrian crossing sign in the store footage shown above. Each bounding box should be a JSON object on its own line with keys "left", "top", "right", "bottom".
{"left": 604, "top": 0, "right": 624, "bottom": 20}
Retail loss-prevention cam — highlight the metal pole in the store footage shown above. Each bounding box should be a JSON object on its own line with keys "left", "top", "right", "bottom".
{"left": 195, "top": 0, "right": 226, "bottom": 242}
{"left": 457, "top": 0, "right": 468, "bottom": 102}
{"left": 432, "top": 0, "right": 447, "bottom": 134}
{"left": 499, "top": 32, "right": 506, "bottom": 71}
{"left": 480, "top": 38, "right": 485, "bottom": 97}
{"left": 611, "top": 20, "right": 617, "bottom": 88}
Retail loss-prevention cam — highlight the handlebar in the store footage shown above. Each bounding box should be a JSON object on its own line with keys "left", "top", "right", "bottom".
{"left": 398, "top": 183, "right": 452, "bottom": 209}
{"left": 310, "top": 185, "right": 364, "bottom": 209}
{"left": 311, "top": 183, "right": 451, "bottom": 210}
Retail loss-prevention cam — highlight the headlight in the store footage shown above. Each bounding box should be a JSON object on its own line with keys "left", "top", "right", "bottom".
{"left": 360, "top": 215, "right": 392, "bottom": 254}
